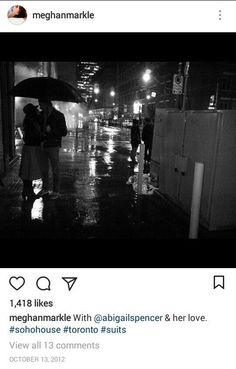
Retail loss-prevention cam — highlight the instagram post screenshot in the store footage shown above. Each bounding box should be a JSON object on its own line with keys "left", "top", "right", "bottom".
{"left": 0, "top": 2, "right": 236, "bottom": 368}
{"left": 0, "top": 1, "right": 236, "bottom": 243}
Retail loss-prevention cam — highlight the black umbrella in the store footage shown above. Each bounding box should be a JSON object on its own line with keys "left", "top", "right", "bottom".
{"left": 9, "top": 77, "right": 85, "bottom": 103}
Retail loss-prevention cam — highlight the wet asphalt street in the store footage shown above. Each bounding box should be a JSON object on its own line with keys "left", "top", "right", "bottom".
{"left": 0, "top": 123, "right": 235, "bottom": 239}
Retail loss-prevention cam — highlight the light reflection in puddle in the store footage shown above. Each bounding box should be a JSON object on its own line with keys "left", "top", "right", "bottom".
{"left": 89, "top": 158, "right": 96, "bottom": 177}
{"left": 107, "top": 138, "right": 115, "bottom": 154}
{"left": 103, "top": 153, "right": 112, "bottom": 166}
{"left": 31, "top": 198, "right": 44, "bottom": 221}
{"left": 102, "top": 127, "right": 120, "bottom": 134}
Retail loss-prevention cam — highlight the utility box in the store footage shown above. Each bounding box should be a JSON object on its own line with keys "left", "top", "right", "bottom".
{"left": 151, "top": 108, "right": 236, "bottom": 231}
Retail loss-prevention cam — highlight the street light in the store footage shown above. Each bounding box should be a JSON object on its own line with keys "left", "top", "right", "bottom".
{"left": 92, "top": 87, "right": 117, "bottom": 123}
{"left": 142, "top": 69, "right": 151, "bottom": 83}
{"left": 94, "top": 87, "right": 99, "bottom": 94}
{"left": 142, "top": 69, "right": 157, "bottom": 119}
{"left": 94, "top": 83, "right": 100, "bottom": 95}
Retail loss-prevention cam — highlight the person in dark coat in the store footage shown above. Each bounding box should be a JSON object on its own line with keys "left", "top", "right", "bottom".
{"left": 37, "top": 99, "right": 67, "bottom": 199}
{"left": 130, "top": 119, "right": 141, "bottom": 163}
{"left": 19, "top": 103, "right": 42, "bottom": 200}
{"left": 142, "top": 117, "right": 154, "bottom": 163}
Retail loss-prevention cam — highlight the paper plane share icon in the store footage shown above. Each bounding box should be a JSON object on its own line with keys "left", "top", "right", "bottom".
{"left": 62, "top": 277, "right": 77, "bottom": 291}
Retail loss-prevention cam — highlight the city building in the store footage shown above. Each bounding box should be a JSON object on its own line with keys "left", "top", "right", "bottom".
{"left": 86, "top": 62, "right": 118, "bottom": 123}
{"left": 55, "top": 62, "right": 77, "bottom": 89}
{"left": 117, "top": 62, "right": 160, "bottom": 121}
{"left": 116, "top": 61, "right": 236, "bottom": 122}
{"left": 76, "top": 62, "right": 100, "bottom": 103}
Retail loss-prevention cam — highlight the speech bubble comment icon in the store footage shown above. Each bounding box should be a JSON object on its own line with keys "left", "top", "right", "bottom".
{"left": 9, "top": 276, "right": 25, "bottom": 290}
{"left": 36, "top": 276, "right": 51, "bottom": 291}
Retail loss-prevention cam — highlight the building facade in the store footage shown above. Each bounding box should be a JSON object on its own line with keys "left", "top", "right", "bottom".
{"left": 0, "top": 62, "right": 15, "bottom": 176}
{"left": 76, "top": 62, "right": 100, "bottom": 103}
{"left": 119, "top": 61, "right": 236, "bottom": 115}
{"left": 93, "top": 61, "right": 236, "bottom": 123}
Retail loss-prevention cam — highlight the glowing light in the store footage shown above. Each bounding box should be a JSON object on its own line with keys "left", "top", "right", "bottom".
{"left": 110, "top": 90, "right": 115, "bottom": 97}
{"left": 146, "top": 94, "right": 151, "bottom": 100}
{"left": 103, "top": 152, "right": 112, "bottom": 166}
{"left": 107, "top": 143, "right": 115, "bottom": 154}
{"left": 94, "top": 87, "right": 100, "bottom": 94}
{"left": 31, "top": 198, "right": 44, "bottom": 221}
{"left": 15, "top": 96, "right": 22, "bottom": 107}
{"left": 103, "top": 127, "right": 119, "bottom": 134}
{"left": 143, "top": 69, "right": 151, "bottom": 83}
{"left": 133, "top": 101, "right": 141, "bottom": 114}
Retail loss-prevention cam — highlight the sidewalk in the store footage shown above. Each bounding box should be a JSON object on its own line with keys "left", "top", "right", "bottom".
{"left": 0, "top": 127, "right": 235, "bottom": 239}
{"left": 0, "top": 162, "right": 188, "bottom": 239}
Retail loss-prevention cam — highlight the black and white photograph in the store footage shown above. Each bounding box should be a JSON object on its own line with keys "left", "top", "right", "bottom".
{"left": 1, "top": 33, "right": 236, "bottom": 253}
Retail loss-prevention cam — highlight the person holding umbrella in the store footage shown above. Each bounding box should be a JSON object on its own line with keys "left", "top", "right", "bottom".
{"left": 37, "top": 99, "right": 67, "bottom": 200}
{"left": 9, "top": 76, "right": 85, "bottom": 199}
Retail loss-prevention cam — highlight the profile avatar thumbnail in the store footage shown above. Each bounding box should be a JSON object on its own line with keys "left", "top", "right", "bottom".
{"left": 7, "top": 5, "right": 27, "bottom": 25}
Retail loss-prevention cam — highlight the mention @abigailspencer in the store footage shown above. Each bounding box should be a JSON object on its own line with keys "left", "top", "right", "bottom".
{"left": 32, "top": 11, "right": 94, "bottom": 21}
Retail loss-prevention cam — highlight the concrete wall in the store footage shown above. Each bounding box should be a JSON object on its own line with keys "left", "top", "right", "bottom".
{"left": 0, "top": 62, "right": 15, "bottom": 176}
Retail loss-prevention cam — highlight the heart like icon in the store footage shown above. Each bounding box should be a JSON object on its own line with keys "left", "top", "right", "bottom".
{"left": 9, "top": 276, "right": 25, "bottom": 290}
